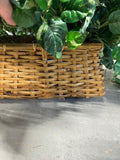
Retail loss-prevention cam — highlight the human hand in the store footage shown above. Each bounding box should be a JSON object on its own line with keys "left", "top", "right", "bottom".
{"left": 0, "top": 0, "right": 16, "bottom": 25}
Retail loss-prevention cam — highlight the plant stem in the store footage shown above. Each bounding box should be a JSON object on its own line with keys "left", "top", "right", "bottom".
{"left": 59, "top": 2, "right": 63, "bottom": 14}
{"left": 99, "top": 21, "right": 109, "bottom": 29}
{"left": 42, "top": 10, "right": 47, "bottom": 20}
{"left": 41, "top": 0, "right": 53, "bottom": 21}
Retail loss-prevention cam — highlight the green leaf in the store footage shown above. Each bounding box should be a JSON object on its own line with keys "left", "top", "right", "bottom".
{"left": 36, "top": 17, "right": 68, "bottom": 58}
{"left": 12, "top": 7, "right": 37, "bottom": 28}
{"left": 61, "top": 10, "right": 87, "bottom": 23}
{"left": 114, "top": 62, "right": 120, "bottom": 77}
{"left": 101, "top": 46, "right": 113, "bottom": 69}
{"left": 35, "top": 0, "right": 52, "bottom": 10}
{"left": 109, "top": 10, "right": 120, "bottom": 35}
{"left": 62, "top": 0, "right": 96, "bottom": 13}
{"left": 98, "top": 27, "right": 120, "bottom": 47}
{"left": 61, "top": 0, "right": 96, "bottom": 24}
{"left": 114, "top": 78, "right": 120, "bottom": 84}
{"left": 112, "top": 46, "right": 120, "bottom": 62}
{"left": 66, "top": 30, "right": 88, "bottom": 49}
{"left": 11, "top": 0, "right": 35, "bottom": 9}
{"left": 35, "top": 0, "right": 47, "bottom": 10}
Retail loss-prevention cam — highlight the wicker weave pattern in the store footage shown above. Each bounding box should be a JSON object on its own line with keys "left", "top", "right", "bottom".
{"left": 0, "top": 43, "right": 105, "bottom": 99}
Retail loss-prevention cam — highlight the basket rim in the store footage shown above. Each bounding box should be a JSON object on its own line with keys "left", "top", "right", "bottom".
{"left": 0, "top": 42, "right": 104, "bottom": 49}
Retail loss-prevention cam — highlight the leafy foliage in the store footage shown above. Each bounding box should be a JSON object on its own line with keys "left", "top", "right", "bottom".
{"left": 9, "top": 0, "right": 97, "bottom": 58}
{"left": 0, "top": 0, "right": 120, "bottom": 67}
{"left": 112, "top": 45, "right": 120, "bottom": 84}
{"left": 66, "top": 31, "right": 88, "bottom": 49}
{"left": 101, "top": 46, "right": 113, "bottom": 69}
{"left": 12, "top": 7, "right": 37, "bottom": 28}
{"left": 109, "top": 10, "right": 120, "bottom": 35}
{"left": 87, "top": 0, "right": 120, "bottom": 84}
{"left": 112, "top": 45, "right": 120, "bottom": 63}
{"left": 36, "top": 17, "right": 68, "bottom": 58}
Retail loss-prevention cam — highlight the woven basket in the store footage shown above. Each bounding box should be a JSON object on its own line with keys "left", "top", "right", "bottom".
{"left": 0, "top": 43, "right": 105, "bottom": 99}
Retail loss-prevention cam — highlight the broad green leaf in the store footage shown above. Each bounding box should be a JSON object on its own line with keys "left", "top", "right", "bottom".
{"left": 61, "top": 0, "right": 96, "bottom": 33}
{"left": 35, "top": 0, "right": 47, "bottom": 10}
{"left": 36, "top": 18, "right": 68, "bottom": 58}
{"left": 114, "top": 62, "right": 120, "bottom": 77}
{"left": 114, "top": 78, "right": 120, "bottom": 84}
{"left": 112, "top": 46, "right": 120, "bottom": 62}
{"left": 109, "top": 10, "right": 120, "bottom": 35}
{"left": 66, "top": 31, "right": 88, "bottom": 49}
{"left": 62, "top": 0, "right": 96, "bottom": 13}
{"left": 35, "top": 0, "right": 52, "bottom": 10}
{"left": 98, "top": 27, "right": 120, "bottom": 47}
{"left": 12, "top": 7, "right": 37, "bottom": 28}
{"left": 61, "top": 10, "right": 87, "bottom": 23}
{"left": 101, "top": 46, "right": 113, "bottom": 69}
{"left": 11, "top": 0, "right": 35, "bottom": 9}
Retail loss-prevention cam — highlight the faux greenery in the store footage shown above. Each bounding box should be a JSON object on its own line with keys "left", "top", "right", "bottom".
{"left": 0, "top": 0, "right": 120, "bottom": 77}
{"left": 10, "top": 0, "right": 96, "bottom": 58}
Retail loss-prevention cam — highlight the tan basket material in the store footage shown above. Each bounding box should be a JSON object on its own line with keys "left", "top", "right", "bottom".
{"left": 0, "top": 43, "right": 105, "bottom": 99}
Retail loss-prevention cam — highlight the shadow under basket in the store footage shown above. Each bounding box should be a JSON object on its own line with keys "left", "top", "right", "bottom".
{"left": 0, "top": 43, "right": 105, "bottom": 99}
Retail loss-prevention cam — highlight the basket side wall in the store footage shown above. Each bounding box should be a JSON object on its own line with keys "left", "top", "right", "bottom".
{"left": 0, "top": 43, "right": 105, "bottom": 99}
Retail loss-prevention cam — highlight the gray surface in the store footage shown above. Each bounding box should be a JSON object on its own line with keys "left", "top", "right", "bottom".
{"left": 0, "top": 70, "right": 120, "bottom": 160}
